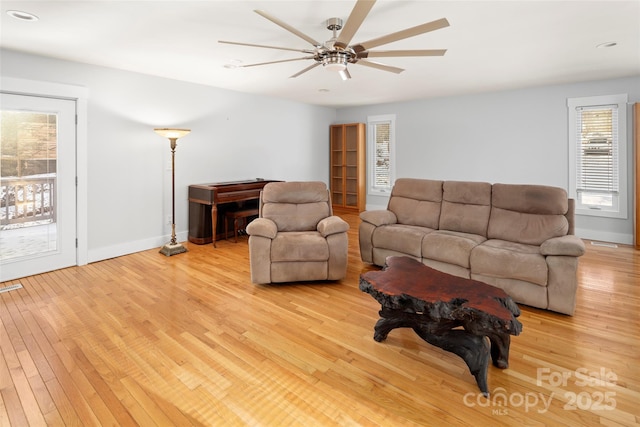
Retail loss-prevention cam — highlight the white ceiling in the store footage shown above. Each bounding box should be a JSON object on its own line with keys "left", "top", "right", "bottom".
{"left": 1, "top": 1, "right": 639, "bottom": 108}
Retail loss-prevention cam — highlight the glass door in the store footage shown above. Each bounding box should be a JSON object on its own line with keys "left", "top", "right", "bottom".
{"left": 0, "top": 93, "right": 77, "bottom": 282}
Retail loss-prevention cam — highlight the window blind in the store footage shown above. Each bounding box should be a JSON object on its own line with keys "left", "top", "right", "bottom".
{"left": 575, "top": 104, "right": 618, "bottom": 194}
{"left": 374, "top": 123, "right": 390, "bottom": 188}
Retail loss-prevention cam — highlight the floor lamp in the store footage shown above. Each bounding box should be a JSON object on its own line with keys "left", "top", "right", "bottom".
{"left": 155, "top": 128, "right": 190, "bottom": 256}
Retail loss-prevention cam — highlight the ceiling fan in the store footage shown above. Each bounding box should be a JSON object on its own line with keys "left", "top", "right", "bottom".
{"left": 219, "top": 0, "right": 449, "bottom": 81}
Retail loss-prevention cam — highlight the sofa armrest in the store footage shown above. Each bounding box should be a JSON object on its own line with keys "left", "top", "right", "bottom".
{"left": 246, "top": 218, "right": 277, "bottom": 239}
{"left": 359, "top": 210, "right": 397, "bottom": 227}
{"left": 540, "top": 235, "right": 585, "bottom": 257}
{"left": 318, "top": 216, "right": 349, "bottom": 237}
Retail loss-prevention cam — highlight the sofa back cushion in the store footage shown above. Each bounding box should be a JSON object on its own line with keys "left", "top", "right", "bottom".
{"left": 387, "top": 178, "right": 443, "bottom": 228}
{"left": 261, "top": 181, "right": 331, "bottom": 231}
{"left": 439, "top": 181, "right": 492, "bottom": 236}
{"left": 488, "top": 184, "right": 569, "bottom": 245}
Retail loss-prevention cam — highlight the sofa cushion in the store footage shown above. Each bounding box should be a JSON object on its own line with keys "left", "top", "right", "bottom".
{"left": 488, "top": 184, "right": 569, "bottom": 245}
{"left": 271, "top": 232, "right": 328, "bottom": 262}
{"left": 439, "top": 181, "right": 492, "bottom": 236}
{"left": 471, "top": 273, "right": 549, "bottom": 310}
{"left": 492, "top": 183, "right": 568, "bottom": 214}
{"left": 488, "top": 208, "right": 569, "bottom": 246}
{"left": 470, "top": 239, "right": 548, "bottom": 286}
{"left": 422, "top": 230, "right": 486, "bottom": 269}
{"left": 372, "top": 224, "right": 433, "bottom": 258}
{"left": 387, "top": 178, "right": 443, "bottom": 228}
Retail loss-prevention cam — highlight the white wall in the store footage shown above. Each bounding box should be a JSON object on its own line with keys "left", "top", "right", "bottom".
{"left": 1, "top": 49, "right": 336, "bottom": 262}
{"left": 336, "top": 76, "right": 640, "bottom": 244}
{"left": 2, "top": 47, "right": 637, "bottom": 254}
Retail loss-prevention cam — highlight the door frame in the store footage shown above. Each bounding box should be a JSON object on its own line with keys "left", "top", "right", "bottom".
{"left": 635, "top": 103, "right": 639, "bottom": 249}
{"left": 1, "top": 76, "right": 88, "bottom": 267}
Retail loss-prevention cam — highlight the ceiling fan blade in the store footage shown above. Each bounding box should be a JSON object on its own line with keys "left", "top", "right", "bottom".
{"left": 290, "top": 62, "right": 321, "bottom": 78}
{"left": 358, "top": 49, "right": 447, "bottom": 58}
{"left": 241, "top": 56, "right": 315, "bottom": 68}
{"left": 219, "top": 40, "right": 315, "bottom": 54}
{"left": 355, "top": 59, "right": 404, "bottom": 74}
{"left": 254, "top": 10, "right": 321, "bottom": 47}
{"left": 334, "top": 0, "right": 377, "bottom": 49}
{"left": 353, "top": 18, "right": 450, "bottom": 52}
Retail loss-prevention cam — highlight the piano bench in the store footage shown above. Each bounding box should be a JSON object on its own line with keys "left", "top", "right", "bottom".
{"left": 224, "top": 209, "right": 260, "bottom": 243}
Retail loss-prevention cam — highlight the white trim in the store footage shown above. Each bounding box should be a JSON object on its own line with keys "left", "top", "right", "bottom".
{"left": 1, "top": 76, "right": 89, "bottom": 266}
{"left": 1, "top": 77, "right": 89, "bottom": 99}
{"left": 367, "top": 114, "right": 396, "bottom": 196}
{"left": 574, "top": 227, "right": 633, "bottom": 245}
{"left": 567, "top": 93, "right": 628, "bottom": 219}
{"left": 88, "top": 230, "right": 188, "bottom": 263}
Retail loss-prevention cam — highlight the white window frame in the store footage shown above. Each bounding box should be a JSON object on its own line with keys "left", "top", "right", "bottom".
{"left": 568, "top": 94, "right": 628, "bottom": 219}
{"left": 367, "top": 114, "right": 396, "bottom": 195}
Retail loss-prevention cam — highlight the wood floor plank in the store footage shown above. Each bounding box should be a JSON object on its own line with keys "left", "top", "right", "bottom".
{"left": 1, "top": 211, "right": 639, "bottom": 426}
{"left": 0, "top": 386, "right": 28, "bottom": 427}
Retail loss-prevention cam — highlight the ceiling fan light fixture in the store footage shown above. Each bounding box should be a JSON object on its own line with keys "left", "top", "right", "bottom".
{"left": 322, "top": 53, "right": 348, "bottom": 72}
{"left": 324, "top": 61, "right": 347, "bottom": 72}
{"left": 322, "top": 55, "right": 347, "bottom": 71}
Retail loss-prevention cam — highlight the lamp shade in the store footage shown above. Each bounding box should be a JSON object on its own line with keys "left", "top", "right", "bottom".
{"left": 154, "top": 128, "right": 191, "bottom": 139}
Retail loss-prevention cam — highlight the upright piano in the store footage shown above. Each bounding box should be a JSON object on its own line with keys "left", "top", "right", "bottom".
{"left": 188, "top": 179, "right": 280, "bottom": 246}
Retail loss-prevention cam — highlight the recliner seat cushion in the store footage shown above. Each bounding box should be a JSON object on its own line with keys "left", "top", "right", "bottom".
{"left": 471, "top": 239, "right": 548, "bottom": 286}
{"left": 270, "top": 232, "right": 329, "bottom": 262}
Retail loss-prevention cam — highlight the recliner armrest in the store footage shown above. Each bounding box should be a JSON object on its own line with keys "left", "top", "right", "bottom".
{"left": 359, "top": 210, "right": 397, "bottom": 227}
{"left": 540, "top": 235, "right": 585, "bottom": 257}
{"left": 317, "top": 216, "right": 349, "bottom": 237}
{"left": 246, "top": 218, "right": 277, "bottom": 239}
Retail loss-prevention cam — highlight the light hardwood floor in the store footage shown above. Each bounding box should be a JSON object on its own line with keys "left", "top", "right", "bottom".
{"left": 1, "top": 212, "right": 639, "bottom": 426}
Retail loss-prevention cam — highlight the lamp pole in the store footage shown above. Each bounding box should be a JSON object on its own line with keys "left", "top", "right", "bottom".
{"left": 168, "top": 137, "right": 178, "bottom": 246}
{"left": 154, "top": 128, "right": 190, "bottom": 256}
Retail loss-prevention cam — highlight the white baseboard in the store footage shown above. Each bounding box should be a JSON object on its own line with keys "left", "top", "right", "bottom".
{"left": 87, "top": 230, "right": 189, "bottom": 263}
{"left": 572, "top": 228, "right": 632, "bottom": 245}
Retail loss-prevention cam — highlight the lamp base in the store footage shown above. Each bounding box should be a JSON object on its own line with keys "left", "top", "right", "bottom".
{"left": 159, "top": 242, "right": 188, "bottom": 257}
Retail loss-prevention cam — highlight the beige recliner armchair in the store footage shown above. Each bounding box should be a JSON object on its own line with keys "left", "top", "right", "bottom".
{"left": 246, "top": 181, "right": 350, "bottom": 284}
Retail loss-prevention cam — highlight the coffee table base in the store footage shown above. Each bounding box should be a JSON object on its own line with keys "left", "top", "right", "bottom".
{"left": 374, "top": 307, "right": 502, "bottom": 396}
{"left": 360, "top": 257, "right": 522, "bottom": 397}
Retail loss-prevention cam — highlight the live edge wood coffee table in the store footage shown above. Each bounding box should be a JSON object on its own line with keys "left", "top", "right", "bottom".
{"left": 359, "top": 256, "right": 522, "bottom": 396}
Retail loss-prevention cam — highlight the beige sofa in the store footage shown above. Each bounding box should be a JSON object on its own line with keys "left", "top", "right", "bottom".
{"left": 359, "top": 179, "right": 585, "bottom": 315}
{"left": 246, "top": 181, "right": 349, "bottom": 284}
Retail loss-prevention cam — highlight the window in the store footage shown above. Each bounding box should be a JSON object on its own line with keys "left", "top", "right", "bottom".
{"left": 568, "top": 94, "right": 627, "bottom": 218}
{"left": 367, "top": 114, "right": 395, "bottom": 195}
